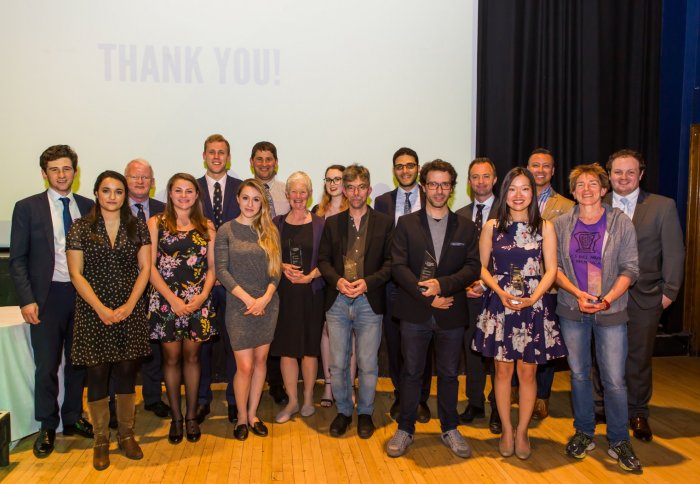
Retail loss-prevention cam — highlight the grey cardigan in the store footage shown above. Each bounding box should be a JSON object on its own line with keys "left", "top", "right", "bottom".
{"left": 554, "top": 204, "right": 639, "bottom": 325}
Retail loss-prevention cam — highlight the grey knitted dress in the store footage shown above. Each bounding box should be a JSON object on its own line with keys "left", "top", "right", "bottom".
{"left": 215, "top": 220, "right": 280, "bottom": 351}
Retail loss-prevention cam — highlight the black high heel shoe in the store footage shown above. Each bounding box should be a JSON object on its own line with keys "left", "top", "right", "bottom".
{"left": 169, "top": 419, "right": 183, "bottom": 444}
{"left": 185, "top": 418, "right": 201, "bottom": 442}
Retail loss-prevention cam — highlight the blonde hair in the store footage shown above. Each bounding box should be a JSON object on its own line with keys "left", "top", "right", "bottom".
{"left": 238, "top": 179, "right": 282, "bottom": 279}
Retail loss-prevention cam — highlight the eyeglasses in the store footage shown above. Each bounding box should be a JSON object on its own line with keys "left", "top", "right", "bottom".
{"left": 324, "top": 177, "right": 342, "bottom": 184}
{"left": 127, "top": 175, "right": 152, "bottom": 182}
{"left": 344, "top": 184, "right": 369, "bottom": 193}
{"left": 425, "top": 181, "right": 453, "bottom": 190}
{"left": 394, "top": 163, "right": 418, "bottom": 171}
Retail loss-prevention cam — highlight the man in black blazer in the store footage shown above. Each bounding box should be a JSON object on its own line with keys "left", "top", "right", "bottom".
{"left": 386, "top": 159, "right": 481, "bottom": 459}
{"left": 195, "top": 134, "right": 242, "bottom": 424}
{"left": 318, "top": 164, "right": 393, "bottom": 439}
{"left": 121, "top": 158, "right": 169, "bottom": 419}
{"left": 604, "top": 149, "right": 685, "bottom": 442}
{"left": 9, "top": 145, "right": 94, "bottom": 458}
{"left": 374, "top": 147, "right": 432, "bottom": 423}
{"left": 455, "top": 157, "right": 501, "bottom": 433}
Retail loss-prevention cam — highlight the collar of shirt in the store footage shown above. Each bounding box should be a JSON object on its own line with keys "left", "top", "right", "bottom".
{"left": 47, "top": 187, "right": 76, "bottom": 204}
{"left": 129, "top": 197, "right": 149, "bottom": 218}
{"left": 395, "top": 185, "right": 421, "bottom": 218}
{"left": 473, "top": 194, "right": 495, "bottom": 221}
{"left": 612, "top": 188, "right": 640, "bottom": 207}
{"left": 205, "top": 173, "right": 227, "bottom": 204}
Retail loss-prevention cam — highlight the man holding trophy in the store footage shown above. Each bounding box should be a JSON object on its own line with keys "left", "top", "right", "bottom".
{"left": 318, "top": 164, "right": 393, "bottom": 439}
{"left": 386, "top": 159, "right": 481, "bottom": 459}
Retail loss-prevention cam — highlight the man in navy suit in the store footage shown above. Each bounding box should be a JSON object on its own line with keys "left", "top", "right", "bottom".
{"left": 386, "top": 159, "right": 481, "bottom": 458}
{"left": 602, "top": 149, "right": 685, "bottom": 442}
{"left": 374, "top": 147, "right": 432, "bottom": 423}
{"left": 123, "top": 158, "right": 169, "bottom": 418}
{"left": 196, "top": 134, "right": 242, "bottom": 424}
{"left": 9, "top": 145, "right": 95, "bottom": 458}
{"left": 455, "top": 157, "right": 501, "bottom": 433}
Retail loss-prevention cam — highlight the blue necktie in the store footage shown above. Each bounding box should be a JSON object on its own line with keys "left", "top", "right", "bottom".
{"left": 60, "top": 197, "right": 72, "bottom": 235}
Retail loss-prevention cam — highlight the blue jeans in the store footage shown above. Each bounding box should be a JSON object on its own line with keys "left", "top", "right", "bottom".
{"left": 399, "top": 318, "right": 463, "bottom": 434}
{"left": 560, "top": 315, "right": 629, "bottom": 443}
{"left": 326, "top": 294, "right": 383, "bottom": 416}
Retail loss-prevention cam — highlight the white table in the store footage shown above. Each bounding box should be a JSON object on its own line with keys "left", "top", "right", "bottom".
{"left": 0, "top": 306, "right": 64, "bottom": 442}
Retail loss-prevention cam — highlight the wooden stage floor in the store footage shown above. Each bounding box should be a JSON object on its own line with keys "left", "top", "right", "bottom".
{"left": 2, "top": 356, "right": 699, "bottom": 483}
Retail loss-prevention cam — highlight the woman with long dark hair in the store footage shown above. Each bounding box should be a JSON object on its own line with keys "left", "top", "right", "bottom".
{"left": 216, "top": 179, "right": 281, "bottom": 440}
{"left": 472, "top": 167, "right": 565, "bottom": 459}
{"left": 148, "top": 173, "right": 216, "bottom": 444}
{"left": 67, "top": 170, "right": 151, "bottom": 470}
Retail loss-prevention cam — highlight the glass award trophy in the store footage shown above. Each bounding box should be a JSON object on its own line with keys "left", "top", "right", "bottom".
{"left": 587, "top": 262, "right": 603, "bottom": 302}
{"left": 418, "top": 251, "right": 437, "bottom": 292}
{"left": 343, "top": 256, "right": 359, "bottom": 282}
{"left": 289, "top": 240, "right": 303, "bottom": 268}
{"left": 509, "top": 264, "right": 524, "bottom": 305}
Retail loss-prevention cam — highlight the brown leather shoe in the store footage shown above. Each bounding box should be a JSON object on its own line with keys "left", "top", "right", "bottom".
{"left": 116, "top": 394, "right": 143, "bottom": 460}
{"left": 532, "top": 398, "right": 549, "bottom": 420}
{"left": 629, "top": 416, "right": 653, "bottom": 442}
{"left": 87, "top": 397, "right": 111, "bottom": 470}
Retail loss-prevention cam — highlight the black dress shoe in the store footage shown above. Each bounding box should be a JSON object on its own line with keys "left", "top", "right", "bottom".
{"left": 269, "top": 385, "right": 289, "bottom": 405}
{"left": 168, "top": 419, "right": 184, "bottom": 444}
{"left": 33, "top": 429, "right": 56, "bottom": 458}
{"left": 185, "top": 419, "right": 201, "bottom": 442}
{"left": 329, "top": 413, "right": 352, "bottom": 437}
{"left": 228, "top": 404, "right": 238, "bottom": 423}
{"left": 145, "top": 401, "right": 171, "bottom": 418}
{"left": 357, "top": 414, "right": 375, "bottom": 439}
{"left": 389, "top": 398, "right": 400, "bottom": 421}
{"left": 249, "top": 420, "right": 268, "bottom": 437}
{"left": 233, "top": 423, "right": 248, "bottom": 441}
{"left": 416, "top": 401, "right": 431, "bottom": 424}
{"left": 489, "top": 407, "right": 502, "bottom": 435}
{"left": 63, "top": 417, "right": 94, "bottom": 438}
{"left": 630, "top": 416, "right": 653, "bottom": 442}
{"left": 195, "top": 404, "right": 210, "bottom": 424}
{"left": 459, "top": 404, "right": 485, "bottom": 424}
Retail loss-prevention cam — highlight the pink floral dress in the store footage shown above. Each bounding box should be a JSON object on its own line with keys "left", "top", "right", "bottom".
{"left": 148, "top": 220, "right": 216, "bottom": 342}
{"left": 472, "top": 222, "right": 567, "bottom": 363}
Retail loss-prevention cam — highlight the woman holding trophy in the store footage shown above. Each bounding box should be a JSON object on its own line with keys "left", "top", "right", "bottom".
{"left": 472, "top": 167, "right": 566, "bottom": 460}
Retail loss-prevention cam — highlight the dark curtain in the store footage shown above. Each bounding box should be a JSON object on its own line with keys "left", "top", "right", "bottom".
{"left": 476, "top": 0, "right": 662, "bottom": 195}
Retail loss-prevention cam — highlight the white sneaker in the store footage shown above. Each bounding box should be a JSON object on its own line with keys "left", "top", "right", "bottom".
{"left": 441, "top": 429, "right": 472, "bottom": 458}
{"left": 386, "top": 430, "right": 414, "bottom": 457}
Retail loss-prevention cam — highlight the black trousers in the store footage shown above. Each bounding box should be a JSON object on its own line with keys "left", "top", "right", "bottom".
{"left": 383, "top": 281, "right": 432, "bottom": 402}
{"left": 30, "top": 282, "right": 86, "bottom": 430}
{"left": 463, "top": 298, "right": 494, "bottom": 407}
{"left": 198, "top": 285, "right": 236, "bottom": 405}
{"left": 399, "top": 318, "right": 463, "bottom": 435}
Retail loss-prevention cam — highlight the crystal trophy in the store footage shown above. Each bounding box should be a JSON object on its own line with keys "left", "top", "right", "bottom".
{"left": 587, "top": 262, "right": 603, "bottom": 302}
{"left": 289, "top": 240, "right": 303, "bottom": 268}
{"left": 343, "top": 256, "right": 359, "bottom": 282}
{"left": 509, "top": 264, "right": 524, "bottom": 305}
{"left": 418, "top": 251, "right": 437, "bottom": 293}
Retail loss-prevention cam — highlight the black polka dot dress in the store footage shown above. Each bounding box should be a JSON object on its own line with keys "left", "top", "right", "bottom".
{"left": 67, "top": 217, "right": 152, "bottom": 366}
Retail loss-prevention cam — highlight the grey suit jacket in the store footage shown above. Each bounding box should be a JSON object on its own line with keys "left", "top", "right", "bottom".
{"left": 605, "top": 191, "right": 685, "bottom": 309}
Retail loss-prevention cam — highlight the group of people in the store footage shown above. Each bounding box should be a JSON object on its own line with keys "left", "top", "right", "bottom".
{"left": 9, "top": 137, "right": 684, "bottom": 475}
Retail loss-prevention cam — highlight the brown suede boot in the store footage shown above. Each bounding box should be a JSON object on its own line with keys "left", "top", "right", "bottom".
{"left": 116, "top": 393, "right": 143, "bottom": 460}
{"left": 87, "top": 397, "right": 111, "bottom": 470}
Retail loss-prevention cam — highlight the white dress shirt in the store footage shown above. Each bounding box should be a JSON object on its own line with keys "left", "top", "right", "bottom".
{"left": 612, "top": 188, "right": 640, "bottom": 219}
{"left": 47, "top": 188, "right": 82, "bottom": 282}
{"left": 472, "top": 194, "right": 496, "bottom": 227}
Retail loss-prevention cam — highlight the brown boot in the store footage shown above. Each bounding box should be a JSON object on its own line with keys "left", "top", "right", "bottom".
{"left": 87, "top": 397, "right": 111, "bottom": 470}
{"left": 116, "top": 393, "right": 143, "bottom": 460}
{"left": 532, "top": 398, "right": 549, "bottom": 420}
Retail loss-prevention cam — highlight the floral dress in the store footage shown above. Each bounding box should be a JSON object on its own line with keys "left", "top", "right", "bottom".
{"left": 472, "top": 221, "right": 567, "bottom": 363}
{"left": 148, "top": 220, "right": 216, "bottom": 342}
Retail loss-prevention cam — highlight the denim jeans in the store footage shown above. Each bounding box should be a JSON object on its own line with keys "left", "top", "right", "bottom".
{"left": 560, "top": 315, "right": 629, "bottom": 443}
{"left": 399, "top": 318, "right": 464, "bottom": 434}
{"left": 326, "top": 294, "right": 383, "bottom": 416}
